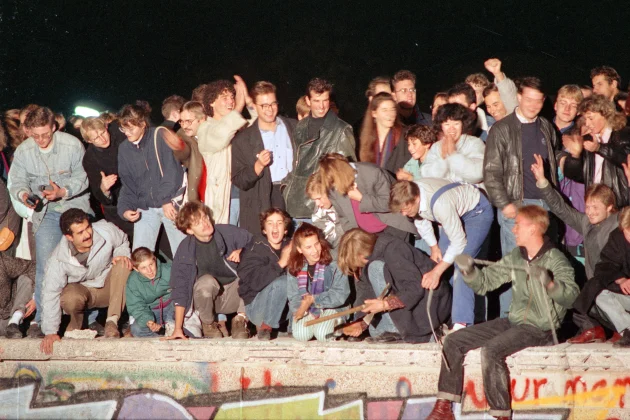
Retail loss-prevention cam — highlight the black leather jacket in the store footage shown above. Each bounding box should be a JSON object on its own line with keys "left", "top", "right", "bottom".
{"left": 282, "top": 111, "right": 356, "bottom": 218}
{"left": 563, "top": 127, "right": 630, "bottom": 208}
{"left": 484, "top": 112, "right": 561, "bottom": 209}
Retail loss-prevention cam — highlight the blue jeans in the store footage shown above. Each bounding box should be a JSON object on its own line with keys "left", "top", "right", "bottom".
{"left": 245, "top": 276, "right": 288, "bottom": 329}
{"left": 366, "top": 261, "right": 399, "bottom": 337}
{"left": 229, "top": 198, "right": 240, "bottom": 226}
{"left": 130, "top": 301, "right": 175, "bottom": 337}
{"left": 133, "top": 207, "right": 187, "bottom": 255}
{"left": 496, "top": 198, "right": 550, "bottom": 318}
{"left": 34, "top": 211, "right": 63, "bottom": 324}
{"left": 438, "top": 195, "right": 493, "bottom": 325}
{"left": 414, "top": 237, "right": 432, "bottom": 256}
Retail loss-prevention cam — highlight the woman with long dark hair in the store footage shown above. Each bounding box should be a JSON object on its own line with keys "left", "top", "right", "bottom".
{"left": 359, "top": 92, "right": 406, "bottom": 172}
{"left": 286, "top": 223, "right": 350, "bottom": 342}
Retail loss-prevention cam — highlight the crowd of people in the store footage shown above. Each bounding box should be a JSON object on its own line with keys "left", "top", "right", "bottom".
{"left": 1, "top": 58, "right": 630, "bottom": 419}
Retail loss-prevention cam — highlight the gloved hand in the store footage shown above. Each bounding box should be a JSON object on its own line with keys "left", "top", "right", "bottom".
{"left": 529, "top": 266, "right": 552, "bottom": 288}
{"left": 454, "top": 254, "right": 474, "bottom": 276}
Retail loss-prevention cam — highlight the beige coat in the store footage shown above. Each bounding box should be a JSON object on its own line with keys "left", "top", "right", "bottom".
{"left": 196, "top": 109, "right": 256, "bottom": 224}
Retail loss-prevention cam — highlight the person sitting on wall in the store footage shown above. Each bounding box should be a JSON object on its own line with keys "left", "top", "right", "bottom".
{"left": 237, "top": 208, "right": 292, "bottom": 340}
{"left": 126, "top": 247, "right": 175, "bottom": 338}
{"left": 40, "top": 209, "right": 132, "bottom": 354}
{"left": 337, "top": 228, "right": 451, "bottom": 343}
{"left": 287, "top": 223, "right": 350, "bottom": 342}
{"left": 165, "top": 202, "right": 252, "bottom": 340}
{"left": 425, "top": 205, "right": 578, "bottom": 420}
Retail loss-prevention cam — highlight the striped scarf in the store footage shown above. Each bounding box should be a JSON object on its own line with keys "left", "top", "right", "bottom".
{"left": 297, "top": 262, "right": 326, "bottom": 317}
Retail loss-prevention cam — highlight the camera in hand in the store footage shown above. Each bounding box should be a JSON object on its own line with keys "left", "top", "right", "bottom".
{"left": 25, "top": 194, "right": 44, "bottom": 212}
{"left": 39, "top": 185, "right": 53, "bottom": 192}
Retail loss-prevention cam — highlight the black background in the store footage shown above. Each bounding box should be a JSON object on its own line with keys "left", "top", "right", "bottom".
{"left": 2, "top": 1, "right": 629, "bottom": 123}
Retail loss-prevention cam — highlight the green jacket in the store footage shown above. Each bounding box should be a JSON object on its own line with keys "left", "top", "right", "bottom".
{"left": 464, "top": 239, "right": 578, "bottom": 331}
{"left": 125, "top": 261, "right": 172, "bottom": 327}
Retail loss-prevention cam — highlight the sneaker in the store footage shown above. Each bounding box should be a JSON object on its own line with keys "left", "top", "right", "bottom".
{"left": 231, "top": 315, "right": 250, "bottom": 339}
{"left": 104, "top": 321, "right": 120, "bottom": 338}
{"left": 202, "top": 322, "right": 223, "bottom": 339}
{"left": 88, "top": 321, "right": 105, "bottom": 337}
{"left": 613, "top": 330, "right": 630, "bottom": 348}
{"left": 6, "top": 323, "right": 22, "bottom": 339}
{"left": 365, "top": 332, "right": 403, "bottom": 343}
{"left": 27, "top": 323, "right": 44, "bottom": 338}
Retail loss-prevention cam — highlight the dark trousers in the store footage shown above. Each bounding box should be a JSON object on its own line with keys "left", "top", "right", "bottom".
{"left": 437, "top": 318, "right": 551, "bottom": 417}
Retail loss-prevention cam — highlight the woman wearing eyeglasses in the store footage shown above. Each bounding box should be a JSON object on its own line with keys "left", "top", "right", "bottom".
{"left": 80, "top": 117, "right": 134, "bottom": 240}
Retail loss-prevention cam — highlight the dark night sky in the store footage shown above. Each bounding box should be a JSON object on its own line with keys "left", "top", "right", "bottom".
{"left": 2, "top": 1, "right": 630, "bottom": 123}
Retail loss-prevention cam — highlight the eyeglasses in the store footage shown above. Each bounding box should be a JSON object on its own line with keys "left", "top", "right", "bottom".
{"left": 119, "top": 126, "right": 135, "bottom": 134}
{"left": 396, "top": 88, "right": 417, "bottom": 94}
{"left": 256, "top": 102, "right": 279, "bottom": 112}
{"left": 88, "top": 131, "right": 107, "bottom": 143}
{"left": 178, "top": 119, "right": 198, "bottom": 127}
{"left": 32, "top": 132, "right": 53, "bottom": 141}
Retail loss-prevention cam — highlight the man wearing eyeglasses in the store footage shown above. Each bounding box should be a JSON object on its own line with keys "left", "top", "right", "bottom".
{"left": 392, "top": 70, "right": 432, "bottom": 127}
{"left": 8, "top": 107, "right": 92, "bottom": 338}
{"left": 231, "top": 81, "right": 297, "bottom": 234}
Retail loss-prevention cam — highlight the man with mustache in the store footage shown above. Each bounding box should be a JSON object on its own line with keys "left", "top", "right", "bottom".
{"left": 40, "top": 209, "right": 132, "bottom": 354}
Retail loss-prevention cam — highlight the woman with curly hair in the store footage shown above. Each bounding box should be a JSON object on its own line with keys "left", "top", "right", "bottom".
{"left": 421, "top": 103, "right": 485, "bottom": 187}
{"left": 562, "top": 94, "right": 630, "bottom": 207}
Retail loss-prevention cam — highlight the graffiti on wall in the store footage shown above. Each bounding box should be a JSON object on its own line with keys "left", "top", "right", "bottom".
{"left": 1, "top": 364, "right": 628, "bottom": 419}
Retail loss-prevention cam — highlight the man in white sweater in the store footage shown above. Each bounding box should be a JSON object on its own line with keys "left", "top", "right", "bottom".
{"left": 390, "top": 179, "right": 493, "bottom": 330}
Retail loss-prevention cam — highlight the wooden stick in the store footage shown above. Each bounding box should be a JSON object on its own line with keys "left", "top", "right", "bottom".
{"left": 304, "top": 304, "right": 366, "bottom": 327}
{"left": 304, "top": 283, "right": 391, "bottom": 327}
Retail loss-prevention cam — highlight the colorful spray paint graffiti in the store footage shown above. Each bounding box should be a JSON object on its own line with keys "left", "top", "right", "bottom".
{"left": 1, "top": 364, "right": 628, "bottom": 419}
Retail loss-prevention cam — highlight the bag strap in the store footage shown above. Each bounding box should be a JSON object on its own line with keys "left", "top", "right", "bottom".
{"left": 429, "top": 182, "right": 462, "bottom": 215}
{"left": 154, "top": 127, "right": 164, "bottom": 177}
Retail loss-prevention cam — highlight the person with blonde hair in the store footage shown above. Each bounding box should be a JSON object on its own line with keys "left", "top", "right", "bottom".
{"left": 562, "top": 94, "right": 630, "bottom": 207}
{"left": 426, "top": 205, "right": 577, "bottom": 420}
{"left": 305, "top": 172, "right": 342, "bottom": 250}
{"left": 317, "top": 153, "right": 417, "bottom": 239}
{"left": 337, "top": 228, "right": 450, "bottom": 343}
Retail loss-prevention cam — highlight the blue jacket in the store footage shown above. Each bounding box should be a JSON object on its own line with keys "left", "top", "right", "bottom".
{"left": 170, "top": 224, "right": 253, "bottom": 314}
{"left": 8, "top": 132, "right": 91, "bottom": 231}
{"left": 287, "top": 261, "right": 350, "bottom": 315}
{"left": 117, "top": 127, "right": 184, "bottom": 218}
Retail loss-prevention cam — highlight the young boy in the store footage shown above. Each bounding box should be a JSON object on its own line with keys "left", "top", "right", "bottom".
{"left": 396, "top": 125, "right": 437, "bottom": 182}
{"left": 426, "top": 205, "right": 578, "bottom": 420}
{"left": 126, "top": 247, "right": 174, "bottom": 337}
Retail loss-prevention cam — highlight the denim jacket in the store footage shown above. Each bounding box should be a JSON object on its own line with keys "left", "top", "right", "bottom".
{"left": 287, "top": 261, "right": 350, "bottom": 316}
{"left": 8, "top": 132, "right": 91, "bottom": 231}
